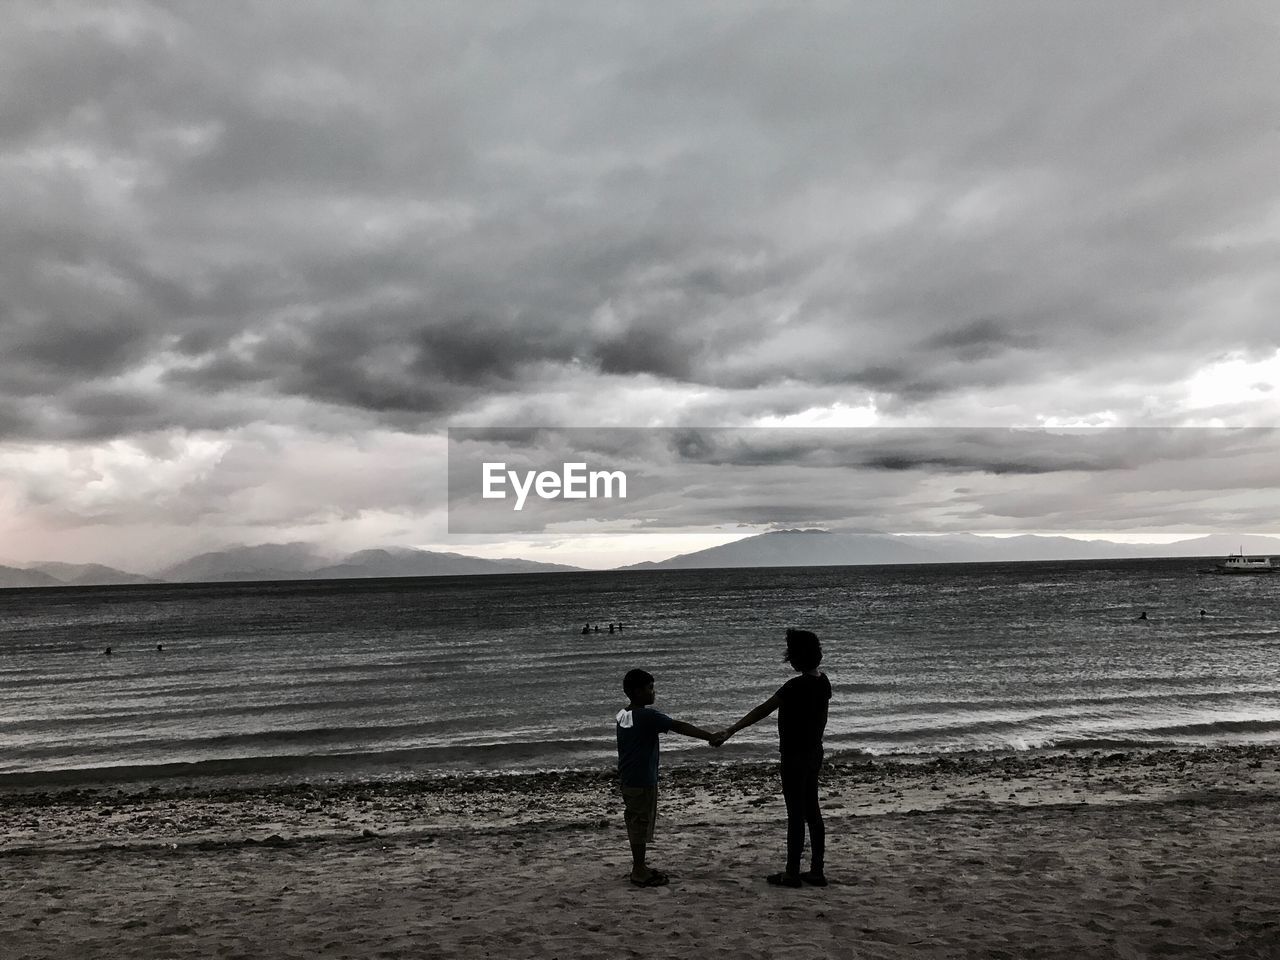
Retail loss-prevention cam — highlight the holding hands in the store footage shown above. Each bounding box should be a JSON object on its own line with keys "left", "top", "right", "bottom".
{"left": 707, "top": 691, "right": 781, "bottom": 749}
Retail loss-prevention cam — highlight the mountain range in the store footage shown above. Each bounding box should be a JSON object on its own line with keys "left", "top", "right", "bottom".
{"left": 620, "top": 530, "right": 1280, "bottom": 569}
{"left": 3, "top": 531, "right": 1279, "bottom": 589}
{"left": 0, "top": 561, "right": 160, "bottom": 589}
{"left": 0, "top": 543, "right": 580, "bottom": 589}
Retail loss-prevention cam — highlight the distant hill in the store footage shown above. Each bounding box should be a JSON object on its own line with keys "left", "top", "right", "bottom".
{"left": 3, "top": 542, "right": 581, "bottom": 589}
{"left": 897, "top": 533, "right": 1148, "bottom": 563}
{"left": 159, "top": 542, "right": 332, "bottom": 583}
{"left": 310, "top": 547, "right": 581, "bottom": 579}
{"left": 622, "top": 530, "right": 941, "bottom": 569}
{"left": 9, "top": 533, "right": 1280, "bottom": 589}
{"left": 1152, "top": 534, "right": 1280, "bottom": 557}
{"left": 933, "top": 533, "right": 1280, "bottom": 562}
{"left": 0, "top": 564, "right": 63, "bottom": 588}
{"left": 624, "top": 530, "right": 1280, "bottom": 570}
{"left": 160, "top": 543, "right": 581, "bottom": 583}
{"left": 26, "top": 562, "right": 159, "bottom": 586}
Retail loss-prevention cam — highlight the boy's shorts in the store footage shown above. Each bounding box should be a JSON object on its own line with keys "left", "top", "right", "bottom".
{"left": 621, "top": 785, "right": 658, "bottom": 843}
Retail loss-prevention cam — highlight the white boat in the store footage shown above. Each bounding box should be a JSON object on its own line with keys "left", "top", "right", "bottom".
{"left": 1213, "top": 553, "right": 1279, "bottom": 574}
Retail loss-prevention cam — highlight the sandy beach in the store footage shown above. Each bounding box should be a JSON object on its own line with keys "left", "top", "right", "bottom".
{"left": 3, "top": 745, "right": 1279, "bottom": 959}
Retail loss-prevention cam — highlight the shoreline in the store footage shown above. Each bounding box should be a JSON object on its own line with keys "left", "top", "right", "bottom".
{"left": 4, "top": 742, "right": 1279, "bottom": 958}
{"left": 3, "top": 735, "right": 1275, "bottom": 793}
{"left": 5, "top": 742, "right": 1278, "bottom": 854}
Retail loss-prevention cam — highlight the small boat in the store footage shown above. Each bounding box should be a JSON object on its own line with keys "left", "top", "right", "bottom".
{"left": 1213, "top": 553, "right": 1279, "bottom": 574}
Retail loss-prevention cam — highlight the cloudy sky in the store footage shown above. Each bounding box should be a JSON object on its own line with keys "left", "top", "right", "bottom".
{"left": 2, "top": 2, "right": 1278, "bottom": 571}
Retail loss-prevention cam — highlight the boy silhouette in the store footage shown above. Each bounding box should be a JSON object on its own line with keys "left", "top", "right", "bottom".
{"left": 616, "top": 668, "right": 718, "bottom": 886}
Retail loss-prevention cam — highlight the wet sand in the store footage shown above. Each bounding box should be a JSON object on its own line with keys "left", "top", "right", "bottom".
{"left": 3, "top": 745, "right": 1279, "bottom": 959}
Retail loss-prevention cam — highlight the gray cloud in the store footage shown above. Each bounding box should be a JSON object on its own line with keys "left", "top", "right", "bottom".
{"left": 3, "top": 2, "right": 1279, "bottom": 563}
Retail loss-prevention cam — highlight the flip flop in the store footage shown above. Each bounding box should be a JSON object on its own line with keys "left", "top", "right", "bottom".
{"left": 766, "top": 872, "right": 802, "bottom": 888}
{"left": 798, "top": 871, "right": 829, "bottom": 887}
{"left": 630, "top": 870, "right": 670, "bottom": 888}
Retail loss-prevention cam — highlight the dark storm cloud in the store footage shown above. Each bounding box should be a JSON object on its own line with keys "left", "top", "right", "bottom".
{"left": 4, "top": 1, "right": 1280, "bottom": 563}
{"left": 921, "top": 319, "right": 1039, "bottom": 362}
{"left": 9, "top": 313, "right": 152, "bottom": 376}
{"left": 652, "top": 427, "right": 1195, "bottom": 474}
{"left": 4, "top": 1, "right": 1277, "bottom": 442}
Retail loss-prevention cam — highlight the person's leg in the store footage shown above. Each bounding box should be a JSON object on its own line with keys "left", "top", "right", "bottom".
{"left": 622, "top": 787, "right": 666, "bottom": 885}
{"left": 804, "top": 760, "right": 825, "bottom": 877}
{"left": 628, "top": 833, "right": 647, "bottom": 876}
{"left": 622, "top": 787, "right": 650, "bottom": 881}
{"left": 779, "top": 761, "right": 806, "bottom": 877}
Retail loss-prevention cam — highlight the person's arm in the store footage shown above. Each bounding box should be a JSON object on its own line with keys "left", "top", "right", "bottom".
{"left": 668, "top": 719, "right": 718, "bottom": 743}
{"left": 713, "top": 692, "right": 782, "bottom": 746}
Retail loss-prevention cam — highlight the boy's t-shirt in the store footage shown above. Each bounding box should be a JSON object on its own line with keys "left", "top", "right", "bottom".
{"left": 615, "top": 706, "right": 674, "bottom": 787}
{"left": 776, "top": 672, "right": 832, "bottom": 758}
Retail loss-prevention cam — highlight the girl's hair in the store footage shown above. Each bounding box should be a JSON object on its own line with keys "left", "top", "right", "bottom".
{"left": 784, "top": 628, "right": 822, "bottom": 671}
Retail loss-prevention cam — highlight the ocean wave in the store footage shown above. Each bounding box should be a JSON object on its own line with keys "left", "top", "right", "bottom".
{"left": 1141, "top": 718, "right": 1280, "bottom": 737}
{"left": 0, "top": 695, "right": 421, "bottom": 732}
{"left": 0, "top": 738, "right": 613, "bottom": 788}
{"left": 0, "top": 720, "right": 489, "bottom": 760}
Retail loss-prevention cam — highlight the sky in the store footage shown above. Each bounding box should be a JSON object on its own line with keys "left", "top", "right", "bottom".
{"left": 2, "top": 2, "right": 1278, "bottom": 572}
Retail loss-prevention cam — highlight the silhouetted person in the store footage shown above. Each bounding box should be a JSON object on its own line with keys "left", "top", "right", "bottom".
{"left": 594, "top": 624, "right": 601, "bottom": 633}
{"left": 581, "top": 623, "right": 590, "bottom": 635}
{"left": 609, "top": 623, "right": 615, "bottom": 634}
{"left": 157, "top": 643, "right": 164, "bottom": 651}
{"left": 1200, "top": 609, "right": 1207, "bottom": 618}
{"left": 103, "top": 646, "right": 112, "bottom": 656}
{"left": 716, "top": 628, "right": 832, "bottom": 888}
{"left": 1138, "top": 611, "right": 1147, "bottom": 620}
{"left": 615, "top": 669, "right": 719, "bottom": 886}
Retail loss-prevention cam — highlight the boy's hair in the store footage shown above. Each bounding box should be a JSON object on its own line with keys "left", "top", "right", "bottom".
{"left": 623, "top": 668, "right": 655, "bottom": 698}
{"left": 784, "top": 628, "right": 823, "bottom": 671}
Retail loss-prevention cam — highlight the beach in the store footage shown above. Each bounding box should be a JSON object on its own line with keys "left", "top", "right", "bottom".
{"left": 3, "top": 745, "right": 1279, "bottom": 959}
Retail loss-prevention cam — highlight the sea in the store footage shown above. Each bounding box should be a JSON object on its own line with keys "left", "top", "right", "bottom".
{"left": 2, "top": 558, "right": 1279, "bottom": 789}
